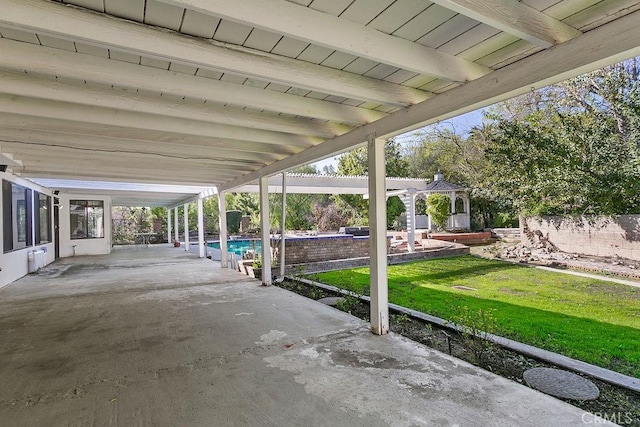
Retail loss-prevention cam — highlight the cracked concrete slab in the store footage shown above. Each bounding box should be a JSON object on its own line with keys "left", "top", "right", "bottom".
{"left": 0, "top": 246, "right": 611, "bottom": 426}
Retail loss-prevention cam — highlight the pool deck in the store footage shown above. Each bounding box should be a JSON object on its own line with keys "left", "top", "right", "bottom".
{"left": 0, "top": 245, "right": 611, "bottom": 426}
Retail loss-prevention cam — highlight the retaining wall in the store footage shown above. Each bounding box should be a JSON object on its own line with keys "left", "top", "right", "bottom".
{"left": 284, "top": 244, "right": 469, "bottom": 275}
{"left": 282, "top": 235, "right": 389, "bottom": 264}
{"left": 521, "top": 215, "right": 640, "bottom": 260}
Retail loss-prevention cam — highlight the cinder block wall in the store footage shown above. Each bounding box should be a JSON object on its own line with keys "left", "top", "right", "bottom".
{"left": 521, "top": 215, "right": 640, "bottom": 260}
{"left": 283, "top": 235, "right": 389, "bottom": 264}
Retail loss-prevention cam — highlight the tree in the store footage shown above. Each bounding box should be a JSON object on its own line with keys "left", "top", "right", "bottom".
{"left": 336, "top": 139, "right": 410, "bottom": 228}
{"left": 425, "top": 194, "right": 450, "bottom": 231}
{"left": 485, "top": 59, "right": 640, "bottom": 216}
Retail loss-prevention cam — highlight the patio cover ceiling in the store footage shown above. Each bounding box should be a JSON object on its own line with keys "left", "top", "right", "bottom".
{"left": 2, "top": 0, "right": 640, "bottom": 206}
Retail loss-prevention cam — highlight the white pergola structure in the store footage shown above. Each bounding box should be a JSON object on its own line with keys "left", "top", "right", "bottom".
{"left": 2, "top": 0, "right": 640, "bottom": 335}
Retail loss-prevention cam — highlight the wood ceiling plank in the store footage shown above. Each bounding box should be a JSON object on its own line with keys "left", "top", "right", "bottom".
{"left": 0, "top": 71, "right": 352, "bottom": 138}
{"left": 180, "top": 9, "right": 218, "bottom": 37}
{"left": 271, "top": 37, "right": 309, "bottom": 58}
{"left": 105, "top": 0, "right": 144, "bottom": 21}
{"left": 368, "top": 0, "right": 432, "bottom": 35}
{"left": 340, "top": 0, "right": 396, "bottom": 25}
{"left": 2, "top": 0, "right": 429, "bottom": 106}
{"left": 438, "top": 23, "right": 500, "bottom": 56}
{"left": 243, "top": 28, "right": 282, "bottom": 52}
{"left": 0, "top": 95, "right": 321, "bottom": 148}
{"left": 392, "top": 4, "right": 456, "bottom": 41}
{"left": 159, "top": 0, "right": 492, "bottom": 81}
{"left": 213, "top": 19, "right": 252, "bottom": 45}
{"left": 219, "top": 7, "right": 640, "bottom": 191}
{"left": 0, "top": 39, "right": 387, "bottom": 124}
{"left": 36, "top": 34, "right": 76, "bottom": 51}
{"left": 417, "top": 15, "right": 480, "bottom": 49}
{"left": 428, "top": 0, "right": 582, "bottom": 47}
{"left": 144, "top": 0, "right": 184, "bottom": 31}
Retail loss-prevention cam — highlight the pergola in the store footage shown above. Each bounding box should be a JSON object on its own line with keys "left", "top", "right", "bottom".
{"left": 2, "top": 0, "right": 640, "bottom": 334}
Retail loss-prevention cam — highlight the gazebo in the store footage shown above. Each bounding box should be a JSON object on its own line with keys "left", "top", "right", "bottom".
{"left": 421, "top": 172, "right": 470, "bottom": 231}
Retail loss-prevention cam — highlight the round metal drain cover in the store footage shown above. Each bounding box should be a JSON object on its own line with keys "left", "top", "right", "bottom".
{"left": 523, "top": 368, "right": 599, "bottom": 400}
{"left": 317, "top": 297, "right": 344, "bottom": 307}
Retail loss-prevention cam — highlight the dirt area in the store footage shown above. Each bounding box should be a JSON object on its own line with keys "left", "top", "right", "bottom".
{"left": 471, "top": 241, "right": 640, "bottom": 282}
{"left": 275, "top": 279, "right": 640, "bottom": 425}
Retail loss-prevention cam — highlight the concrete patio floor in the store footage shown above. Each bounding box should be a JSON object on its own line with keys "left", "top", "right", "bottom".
{"left": 0, "top": 246, "right": 605, "bottom": 426}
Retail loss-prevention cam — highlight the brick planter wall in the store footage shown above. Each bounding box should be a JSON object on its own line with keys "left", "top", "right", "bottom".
{"left": 284, "top": 244, "right": 469, "bottom": 275}
{"left": 281, "top": 235, "right": 390, "bottom": 264}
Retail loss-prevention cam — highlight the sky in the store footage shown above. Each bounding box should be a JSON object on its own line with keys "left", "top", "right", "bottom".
{"left": 312, "top": 107, "right": 487, "bottom": 172}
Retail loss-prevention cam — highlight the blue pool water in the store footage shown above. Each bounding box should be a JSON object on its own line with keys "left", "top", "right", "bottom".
{"left": 208, "top": 239, "right": 261, "bottom": 256}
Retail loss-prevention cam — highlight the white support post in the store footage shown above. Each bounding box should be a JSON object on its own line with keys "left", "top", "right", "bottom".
{"left": 259, "top": 175, "right": 272, "bottom": 286}
{"left": 167, "top": 208, "right": 172, "bottom": 245}
{"left": 218, "top": 192, "right": 228, "bottom": 268}
{"left": 197, "top": 197, "right": 205, "bottom": 258}
{"left": 174, "top": 207, "right": 179, "bottom": 244}
{"left": 279, "top": 172, "right": 286, "bottom": 279}
{"left": 368, "top": 136, "right": 389, "bottom": 335}
{"left": 184, "top": 203, "right": 190, "bottom": 251}
{"left": 450, "top": 192, "right": 456, "bottom": 230}
{"left": 407, "top": 189, "right": 416, "bottom": 253}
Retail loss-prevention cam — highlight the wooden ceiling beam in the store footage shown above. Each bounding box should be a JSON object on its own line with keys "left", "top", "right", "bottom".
{"left": 0, "top": 70, "right": 351, "bottom": 138}
{"left": 0, "top": 128, "right": 285, "bottom": 163}
{"left": 0, "top": 95, "right": 321, "bottom": 148}
{"left": 159, "top": 0, "right": 491, "bottom": 82}
{"left": 0, "top": 0, "right": 428, "bottom": 107}
{"left": 219, "top": 8, "right": 640, "bottom": 191}
{"left": 0, "top": 39, "right": 385, "bottom": 125}
{"left": 428, "top": 0, "right": 582, "bottom": 48}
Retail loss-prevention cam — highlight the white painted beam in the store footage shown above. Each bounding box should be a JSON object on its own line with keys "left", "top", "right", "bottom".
{"left": 0, "top": 70, "right": 351, "bottom": 138}
{"left": 0, "top": 118, "right": 298, "bottom": 157}
{"left": 429, "top": 0, "right": 581, "bottom": 48}
{"left": 219, "top": 9, "right": 640, "bottom": 192}
{"left": 0, "top": 95, "right": 321, "bottom": 148}
{"left": 0, "top": 127, "right": 284, "bottom": 163}
{"left": 218, "top": 192, "right": 228, "bottom": 268}
{"left": 259, "top": 175, "right": 271, "bottom": 286}
{"left": 0, "top": 0, "right": 428, "bottom": 107}
{"left": 160, "top": 0, "right": 491, "bottom": 82}
{"left": 23, "top": 171, "right": 224, "bottom": 187}
{"left": 368, "top": 137, "right": 388, "bottom": 335}
{"left": 0, "top": 39, "right": 386, "bottom": 125}
{"left": 12, "top": 150, "right": 259, "bottom": 173}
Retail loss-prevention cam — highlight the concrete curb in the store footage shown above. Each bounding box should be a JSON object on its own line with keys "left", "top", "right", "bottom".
{"left": 290, "top": 276, "right": 640, "bottom": 394}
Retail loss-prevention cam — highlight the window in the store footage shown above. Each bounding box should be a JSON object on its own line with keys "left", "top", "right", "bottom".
{"left": 70, "top": 200, "right": 104, "bottom": 239}
{"left": 3, "top": 180, "right": 33, "bottom": 253}
{"left": 35, "top": 192, "right": 51, "bottom": 244}
{"left": 455, "top": 197, "right": 465, "bottom": 214}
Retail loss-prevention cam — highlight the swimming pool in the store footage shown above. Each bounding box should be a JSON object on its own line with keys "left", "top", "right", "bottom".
{"left": 208, "top": 239, "right": 261, "bottom": 256}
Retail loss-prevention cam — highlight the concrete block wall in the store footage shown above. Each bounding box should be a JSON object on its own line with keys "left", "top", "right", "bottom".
{"left": 521, "top": 215, "right": 640, "bottom": 260}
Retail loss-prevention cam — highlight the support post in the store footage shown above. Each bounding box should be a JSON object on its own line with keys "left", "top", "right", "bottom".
{"left": 279, "top": 172, "right": 286, "bottom": 279}
{"left": 167, "top": 208, "right": 172, "bottom": 245}
{"left": 368, "top": 136, "right": 388, "bottom": 335}
{"left": 184, "top": 203, "right": 190, "bottom": 251}
{"left": 259, "top": 175, "right": 272, "bottom": 286}
{"left": 197, "top": 197, "right": 205, "bottom": 258}
{"left": 407, "top": 189, "right": 416, "bottom": 253}
{"left": 174, "top": 206, "right": 179, "bottom": 244}
{"left": 218, "top": 192, "right": 228, "bottom": 268}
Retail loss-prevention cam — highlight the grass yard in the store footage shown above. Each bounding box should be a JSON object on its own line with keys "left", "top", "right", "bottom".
{"left": 308, "top": 255, "right": 640, "bottom": 378}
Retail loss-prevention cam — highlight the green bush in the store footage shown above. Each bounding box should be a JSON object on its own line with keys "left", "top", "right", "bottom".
{"left": 425, "top": 193, "right": 451, "bottom": 231}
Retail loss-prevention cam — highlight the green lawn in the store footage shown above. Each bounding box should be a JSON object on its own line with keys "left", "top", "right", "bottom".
{"left": 309, "top": 256, "right": 640, "bottom": 378}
